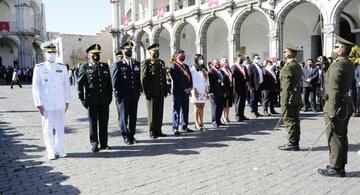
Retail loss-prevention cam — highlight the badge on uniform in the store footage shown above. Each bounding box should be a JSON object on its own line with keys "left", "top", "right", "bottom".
{"left": 103, "top": 70, "right": 108, "bottom": 74}
{"left": 134, "top": 67, "right": 139, "bottom": 71}
{"left": 56, "top": 69, "right": 63, "bottom": 73}
{"left": 87, "top": 69, "right": 94, "bottom": 73}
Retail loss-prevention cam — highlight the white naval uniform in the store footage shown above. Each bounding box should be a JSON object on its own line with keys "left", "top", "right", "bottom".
{"left": 32, "top": 61, "right": 70, "bottom": 158}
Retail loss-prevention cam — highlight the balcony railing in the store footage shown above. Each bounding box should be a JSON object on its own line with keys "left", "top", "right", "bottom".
{"left": 174, "top": 0, "right": 196, "bottom": 11}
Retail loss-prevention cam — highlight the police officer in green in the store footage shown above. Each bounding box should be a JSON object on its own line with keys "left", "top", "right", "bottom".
{"left": 77, "top": 44, "right": 113, "bottom": 152}
{"left": 278, "top": 44, "right": 303, "bottom": 151}
{"left": 141, "top": 43, "right": 168, "bottom": 139}
{"left": 318, "top": 36, "right": 355, "bottom": 177}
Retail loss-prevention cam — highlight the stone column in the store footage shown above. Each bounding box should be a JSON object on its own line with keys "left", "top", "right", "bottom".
{"left": 195, "top": 0, "right": 201, "bottom": 7}
{"left": 169, "top": 0, "right": 174, "bottom": 15}
{"left": 311, "top": 35, "right": 322, "bottom": 59}
{"left": 169, "top": 40, "right": 176, "bottom": 57}
{"left": 111, "top": 0, "right": 121, "bottom": 61}
{"left": 148, "top": 0, "right": 154, "bottom": 18}
{"left": 322, "top": 23, "right": 335, "bottom": 57}
{"left": 268, "top": 29, "right": 279, "bottom": 58}
{"left": 228, "top": 35, "right": 235, "bottom": 65}
{"left": 132, "top": 0, "right": 138, "bottom": 23}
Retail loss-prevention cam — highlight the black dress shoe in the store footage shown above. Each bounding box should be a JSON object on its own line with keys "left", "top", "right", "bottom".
{"left": 182, "top": 128, "right": 194, "bottom": 133}
{"left": 174, "top": 131, "right": 181, "bottom": 136}
{"left": 318, "top": 166, "right": 345, "bottom": 177}
{"left": 278, "top": 143, "right": 300, "bottom": 151}
{"left": 156, "top": 132, "right": 167, "bottom": 137}
{"left": 150, "top": 134, "right": 158, "bottom": 139}
{"left": 263, "top": 111, "right": 271, "bottom": 116}
{"left": 124, "top": 138, "right": 134, "bottom": 145}
{"left": 212, "top": 123, "right": 219, "bottom": 128}
{"left": 218, "top": 123, "right": 226, "bottom": 126}
{"left": 240, "top": 116, "right": 249, "bottom": 120}
{"left": 100, "top": 146, "right": 111, "bottom": 150}
{"left": 91, "top": 147, "right": 99, "bottom": 153}
{"left": 270, "top": 110, "right": 279, "bottom": 114}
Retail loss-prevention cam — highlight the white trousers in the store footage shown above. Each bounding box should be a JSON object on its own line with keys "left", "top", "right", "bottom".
{"left": 41, "top": 109, "right": 65, "bottom": 157}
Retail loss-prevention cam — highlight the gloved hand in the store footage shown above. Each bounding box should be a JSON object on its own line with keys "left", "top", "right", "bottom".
{"left": 329, "top": 115, "right": 337, "bottom": 123}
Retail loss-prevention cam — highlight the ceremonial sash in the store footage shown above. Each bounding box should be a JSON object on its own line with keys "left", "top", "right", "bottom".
{"left": 266, "top": 68, "right": 277, "bottom": 81}
{"left": 221, "top": 67, "right": 232, "bottom": 86}
{"left": 234, "top": 64, "right": 246, "bottom": 79}
{"left": 174, "top": 61, "right": 191, "bottom": 82}
{"left": 210, "top": 68, "right": 224, "bottom": 86}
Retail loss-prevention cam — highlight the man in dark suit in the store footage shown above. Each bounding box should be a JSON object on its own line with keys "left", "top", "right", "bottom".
{"left": 231, "top": 53, "right": 250, "bottom": 122}
{"left": 209, "top": 59, "right": 227, "bottom": 127}
{"left": 169, "top": 49, "right": 193, "bottom": 135}
{"left": 111, "top": 41, "right": 142, "bottom": 145}
{"left": 247, "top": 54, "right": 264, "bottom": 118}
{"left": 77, "top": 44, "right": 113, "bottom": 152}
{"left": 302, "top": 59, "right": 319, "bottom": 112}
{"left": 141, "top": 43, "right": 168, "bottom": 139}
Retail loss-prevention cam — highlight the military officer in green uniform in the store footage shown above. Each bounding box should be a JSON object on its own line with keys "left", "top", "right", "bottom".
{"left": 77, "top": 44, "right": 113, "bottom": 152}
{"left": 278, "top": 44, "right": 303, "bottom": 151}
{"left": 318, "top": 36, "right": 355, "bottom": 177}
{"left": 141, "top": 43, "right": 168, "bottom": 139}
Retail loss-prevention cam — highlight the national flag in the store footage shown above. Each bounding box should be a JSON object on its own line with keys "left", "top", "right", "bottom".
{"left": 157, "top": 5, "right": 165, "bottom": 19}
{"left": 0, "top": 21, "right": 10, "bottom": 32}
{"left": 123, "top": 16, "right": 129, "bottom": 27}
{"left": 208, "top": 0, "right": 219, "bottom": 7}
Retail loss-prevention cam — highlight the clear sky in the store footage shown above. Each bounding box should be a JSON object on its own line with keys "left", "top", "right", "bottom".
{"left": 42, "top": 0, "right": 112, "bottom": 35}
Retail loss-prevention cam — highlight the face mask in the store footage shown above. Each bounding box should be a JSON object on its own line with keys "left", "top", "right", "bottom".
{"left": 152, "top": 51, "right": 159, "bottom": 59}
{"left": 331, "top": 51, "right": 338, "bottom": 59}
{"left": 124, "top": 50, "right": 132, "bottom": 58}
{"left": 46, "top": 53, "right": 56, "bottom": 63}
{"left": 198, "top": 59, "right": 204, "bottom": 65}
{"left": 178, "top": 54, "right": 185, "bottom": 62}
{"left": 214, "top": 63, "right": 220, "bottom": 69}
{"left": 91, "top": 53, "right": 100, "bottom": 62}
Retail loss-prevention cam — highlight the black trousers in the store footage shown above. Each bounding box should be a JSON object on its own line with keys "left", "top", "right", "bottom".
{"left": 10, "top": 80, "right": 22, "bottom": 88}
{"left": 172, "top": 94, "right": 189, "bottom": 130}
{"left": 234, "top": 89, "right": 247, "bottom": 117}
{"left": 303, "top": 87, "right": 316, "bottom": 109}
{"left": 117, "top": 97, "right": 139, "bottom": 139}
{"left": 88, "top": 104, "right": 109, "bottom": 148}
{"left": 262, "top": 89, "right": 276, "bottom": 112}
{"left": 146, "top": 97, "right": 164, "bottom": 135}
{"left": 249, "top": 89, "right": 260, "bottom": 113}
{"left": 210, "top": 97, "right": 224, "bottom": 125}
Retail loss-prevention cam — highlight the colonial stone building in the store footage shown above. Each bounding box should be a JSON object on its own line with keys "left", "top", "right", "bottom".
{"left": 110, "top": 0, "right": 360, "bottom": 65}
{"left": 0, "top": 0, "right": 45, "bottom": 68}
{"left": 47, "top": 27, "right": 113, "bottom": 68}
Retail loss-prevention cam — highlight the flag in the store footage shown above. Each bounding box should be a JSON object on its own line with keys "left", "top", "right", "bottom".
{"left": 157, "top": 5, "right": 165, "bottom": 19}
{"left": 208, "top": 0, "right": 219, "bottom": 7}
{"left": 0, "top": 21, "right": 10, "bottom": 32}
{"left": 122, "top": 16, "right": 129, "bottom": 27}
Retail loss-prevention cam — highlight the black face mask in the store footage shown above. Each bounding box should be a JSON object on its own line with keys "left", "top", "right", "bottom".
{"left": 152, "top": 51, "right": 159, "bottom": 59}
{"left": 124, "top": 50, "right": 132, "bottom": 58}
{"left": 91, "top": 53, "right": 100, "bottom": 62}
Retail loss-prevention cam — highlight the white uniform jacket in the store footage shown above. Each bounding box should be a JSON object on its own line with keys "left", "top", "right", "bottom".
{"left": 32, "top": 62, "right": 71, "bottom": 110}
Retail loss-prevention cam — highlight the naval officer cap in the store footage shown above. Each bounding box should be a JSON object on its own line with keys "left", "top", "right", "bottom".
{"left": 115, "top": 50, "right": 123, "bottom": 57}
{"left": 284, "top": 43, "right": 301, "bottom": 53}
{"left": 334, "top": 35, "right": 355, "bottom": 48}
{"left": 86, "top": 44, "right": 101, "bottom": 54}
{"left": 121, "top": 41, "right": 134, "bottom": 50}
{"left": 147, "top": 42, "right": 160, "bottom": 51}
{"left": 41, "top": 40, "right": 57, "bottom": 52}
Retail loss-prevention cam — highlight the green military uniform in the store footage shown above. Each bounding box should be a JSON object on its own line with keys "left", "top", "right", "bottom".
{"left": 141, "top": 43, "right": 167, "bottom": 138}
{"left": 280, "top": 59, "right": 303, "bottom": 145}
{"left": 323, "top": 57, "right": 354, "bottom": 170}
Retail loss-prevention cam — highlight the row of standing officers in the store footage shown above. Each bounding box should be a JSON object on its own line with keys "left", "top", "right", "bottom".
{"left": 32, "top": 35, "right": 356, "bottom": 178}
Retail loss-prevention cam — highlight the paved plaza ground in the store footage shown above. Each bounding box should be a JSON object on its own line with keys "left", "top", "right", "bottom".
{"left": 1, "top": 85, "right": 360, "bottom": 194}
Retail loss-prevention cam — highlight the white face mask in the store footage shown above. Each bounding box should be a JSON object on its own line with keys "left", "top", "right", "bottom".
{"left": 198, "top": 59, "right": 204, "bottom": 65}
{"left": 46, "top": 53, "right": 56, "bottom": 63}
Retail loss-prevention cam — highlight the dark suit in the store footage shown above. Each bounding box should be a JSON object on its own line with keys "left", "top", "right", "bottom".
{"left": 169, "top": 62, "right": 193, "bottom": 130}
{"left": 231, "top": 64, "right": 248, "bottom": 118}
{"left": 111, "top": 59, "right": 142, "bottom": 141}
{"left": 302, "top": 67, "right": 319, "bottom": 110}
{"left": 77, "top": 62, "right": 112, "bottom": 148}
{"left": 262, "top": 68, "right": 277, "bottom": 112}
{"left": 247, "top": 64, "right": 263, "bottom": 113}
{"left": 209, "top": 68, "right": 227, "bottom": 125}
{"left": 141, "top": 58, "right": 167, "bottom": 136}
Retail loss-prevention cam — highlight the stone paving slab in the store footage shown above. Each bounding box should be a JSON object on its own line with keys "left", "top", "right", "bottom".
{"left": 0, "top": 85, "right": 360, "bottom": 194}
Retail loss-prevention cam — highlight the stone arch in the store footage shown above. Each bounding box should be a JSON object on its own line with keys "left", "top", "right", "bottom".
{"left": 32, "top": 42, "right": 43, "bottom": 65}
{"left": 150, "top": 24, "right": 172, "bottom": 44}
{"left": 173, "top": 20, "right": 195, "bottom": 50}
{"left": 341, "top": 13, "right": 358, "bottom": 32}
{"left": 198, "top": 15, "right": 230, "bottom": 62}
{"left": 232, "top": 8, "right": 272, "bottom": 57}
{"left": 134, "top": 29, "right": 150, "bottom": 61}
{"left": 172, "top": 20, "right": 197, "bottom": 65}
{"left": 0, "top": 36, "right": 20, "bottom": 67}
{"left": 277, "top": 0, "right": 325, "bottom": 60}
{"left": 330, "top": 0, "right": 354, "bottom": 25}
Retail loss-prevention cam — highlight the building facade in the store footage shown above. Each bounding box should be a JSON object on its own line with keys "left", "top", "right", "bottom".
{"left": 110, "top": 0, "right": 360, "bottom": 65}
{"left": 47, "top": 27, "right": 113, "bottom": 68}
{"left": 0, "top": 0, "right": 45, "bottom": 68}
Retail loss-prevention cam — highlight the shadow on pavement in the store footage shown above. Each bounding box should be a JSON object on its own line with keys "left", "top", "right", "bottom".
{"left": 0, "top": 110, "right": 37, "bottom": 113}
{"left": 0, "top": 122, "right": 80, "bottom": 194}
{"left": 309, "top": 144, "right": 360, "bottom": 152}
{"left": 68, "top": 117, "right": 277, "bottom": 159}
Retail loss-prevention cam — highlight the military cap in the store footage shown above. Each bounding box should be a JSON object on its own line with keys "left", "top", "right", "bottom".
{"left": 41, "top": 40, "right": 57, "bottom": 52}
{"left": 86, "top": 44, "right": 101, "bottom": 54}
{"left": 121, "top": 41, "right": 134, "bottom": 50}
{"left": 334, "top": 35, "right": 355, "bottom": 48}
{"left": 284, "top": 43, "right": 301, "bottom": 52}
{"left": 147, "top": 42, "right": 159, "bottom": 51}
{"left": 115, "top": 50, "right": 123, "bottom": 57}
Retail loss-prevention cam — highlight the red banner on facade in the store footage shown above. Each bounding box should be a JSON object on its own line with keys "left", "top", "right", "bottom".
{"left": 122, "top": 16, "right": 129, "bottom": 27}
{"left": 0, "top": 21, "right": 10, "bottom": 32}
{"left": 208, "top": 0, "right": 219, "bottom": 7}
{"left": 157, "top": 6, "right": 165, "bottom": 19}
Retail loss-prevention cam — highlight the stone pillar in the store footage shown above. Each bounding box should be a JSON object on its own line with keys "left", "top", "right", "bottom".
{"left": 132, "top": 0, "right": 138, "bottom": 23}
{"left": 169, "top": 0, "right": 174, "bottom": 15}
{"left": 322, "top": 23, "right": 335, "bottom": 57}
{"left": 227, "top": 35, "right": 235, "bottom": 65}
{"left": 311, "top": 35, "right": 322, "bottom": 59}
{"left": 169, "top": 40, "right": 176, "bottom": 57}
{"left": 195, "top": 0, "right": 201, "bottom": 7}
{"left": 148, "top": 0, "right": 154, "bottom": 18}
{"left": 268, "top": 29, "right": 279, "bottom": 58}
{"left": 111, "top": 0, "right": 121, "bottom": 61}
